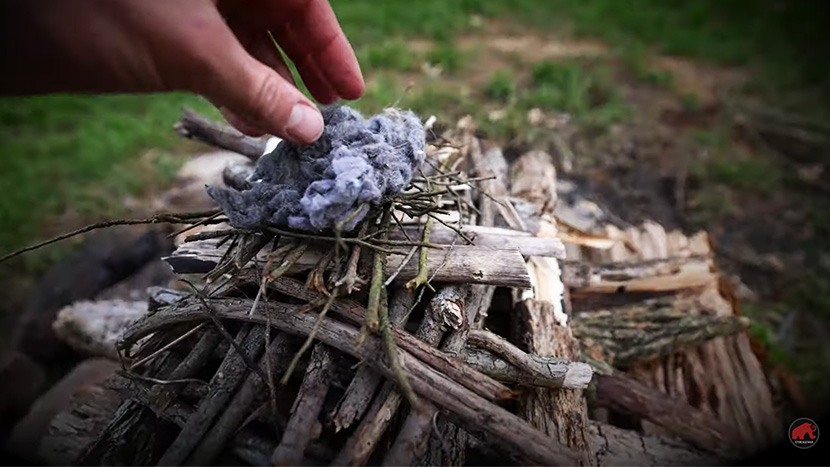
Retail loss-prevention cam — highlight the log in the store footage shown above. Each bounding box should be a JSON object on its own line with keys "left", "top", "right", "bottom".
{"left": 391, "top": 224, "right": 566, "bottom": 258}
{"left": 588, "top": 422, "right": 720, "bottom": 466}
{"left": 53, "top": 300, "right": 148, "bottom": 359}
{"left": 563, "top": 256, "right": 717, "bottom": 293}
{"left": 571, "top": 300, "right": 751, "bottom": 368}
{"left": 165, "top": 240, "right": 533, "bottom": 288}
{"left": 35, "top": 368, "right": 123, "bottom": 465}
{"left": 509, "top": 149, "right": 593, "bottom": 463}
{"left": 466, "top": 330, "right": 591, "bottom": 389}
{"left": 593, "top": 373, "right": 733, "bottom": 459}
{"left": 175, "top": 109, "right": 270, "bottom": 160}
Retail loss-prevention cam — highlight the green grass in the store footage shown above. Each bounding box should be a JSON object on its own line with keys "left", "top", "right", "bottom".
{"left": 523, "top": 60, "right": 627, "bottom": 124}
{"left": 357, "top": 40, "right": 417, "bottom": 72}
{"left": 0, "top": 93, "right": 218, "bottom": 252}
{"left": 483, "top": 70, "right": 516, "bottom": 102}
{"left": 426, "top": 43, "right": 466, "bottom": 75}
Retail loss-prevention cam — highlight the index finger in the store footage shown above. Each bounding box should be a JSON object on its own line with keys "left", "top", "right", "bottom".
{"left": 263, "top": 0, "right": 364, "bottom": 100}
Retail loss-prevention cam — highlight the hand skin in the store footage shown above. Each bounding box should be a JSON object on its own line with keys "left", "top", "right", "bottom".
{"left": 0, "top": 0, "right": 365, "bottom": 144}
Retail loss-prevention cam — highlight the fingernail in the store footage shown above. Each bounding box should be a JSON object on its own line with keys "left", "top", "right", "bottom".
{"left": 286, "top": 103, "right": 324, "bottom": 143}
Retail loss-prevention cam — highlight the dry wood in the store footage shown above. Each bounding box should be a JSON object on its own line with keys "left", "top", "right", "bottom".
{"left": 265, "top": 277, "right": 511, "bottom": 401}
{"left": 158, "top": 325, "right": 265, "bottom": 465}
{"left": 329, "top": 290, "right": 413, "bottom": 432}
{"left": 380, "top": 284, "right": 465, "bottom": 466}
{"left": 564, "top": 256, "right": 717, "bottom": 293}
{"left": 571, "top": 301, "right": 750, "bottom": 368}
{"left": 588, "top": 422, "right": 719, "bottom": 466}
{"left": 335, "top": 287, "right": 458, "bottom": 465}
{"left": 78, "top": 350, "right": 187, "bottom": 465}
{"left": 467, "top": 330, "right": 591, "bottom": 389}
{"left": 167, "top": 240, "right": 532, "bottom": 288}
{"left": 271, "top": 344, "right": 335, "bottom": 465}
{"left": 392, "top": 224, "right": 566, "bottom": 258}
{"left": 187, "top": 332, "right": 297, "bottom": 465}
{"left": 593, "top": 373, "right": 733, "bottom": 458}
{"left": 509, "top": 148, "right": 593, "bottom": 463}
{"left": 333, "top": 381, "right": 401, "bottom": 466}
{"left": 175, "top": 108, "right": 269, "bottom": 160}
{"left": 119, "top": 297, "right": 578, "bottom": 464}
{"left": 37, "top": 377, "right": 123, "bottom": 465}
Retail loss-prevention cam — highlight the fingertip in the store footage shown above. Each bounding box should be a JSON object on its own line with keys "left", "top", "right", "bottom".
{"left": 285, "top": 102, "right": 324, "bottom": 144}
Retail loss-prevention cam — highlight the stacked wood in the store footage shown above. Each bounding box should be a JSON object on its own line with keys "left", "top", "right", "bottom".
{"left": 22, "top": 111, "right": 785, "bottom": 466}
{"left": 561, "top": 202, "right": 782, "bottom": 457}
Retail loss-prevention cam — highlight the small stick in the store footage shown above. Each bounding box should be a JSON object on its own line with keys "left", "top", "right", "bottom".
{"left": 181, "top": 280, "right": 267, "bottom": 382}
{"left": 280, "top": 291, "right": 338, "bottom": 385}
{"left": 167, "top": 210, "right": 224, "bottom": 238}
{"left": 271, "top": 345, "right": 336, "bottom": 466}
{"left": 364, "top": 210, "right": 392, "bottom": 332}
{"left": 379, "top": 285, "right": 418, "bottom": 405}
{"left": 184, "top": 228, "right": 246, "bottom": 242}
{"left": 0, "top": 209, "right": 221, "bottom": 264}
{"left": 405, "top": 216, "right": 434, "bottom": 291}
{"left": 335, "top": 221, "right": 369, "bottom": 293}
{"left": 129, "top": 322, "right": 207, "bottom": 371}
{"left": 384, "top": 245, "right": 419, "bottom": 287}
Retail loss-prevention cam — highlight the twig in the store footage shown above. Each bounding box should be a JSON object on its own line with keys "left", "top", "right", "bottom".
{"left": 0, "top": 209, "right": 221, "bottom": 264}
{"left": 384, "top": 245, "right": 419, "bottom": 287}
{"left": 379, "top": 285, "right": 418, "bottom": 405}
{"left": 167, "top": 211, "right": 224, "bottom": 238}
{"left": 129, "top": 322, "right": 207, "bottom": 371}
{"left": 280, "top": 291, "right": 338, "bottom": 385}
{"left": 180, "top": 280, "right": 267, "bottom": 382}
{"left": 364, "top": 209, "right": 392, "bottom": 332}
{"left": 405, "top": 216, "right": 434, "bottom": 291}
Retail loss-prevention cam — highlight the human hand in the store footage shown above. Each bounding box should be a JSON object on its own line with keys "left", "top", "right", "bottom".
{"left": 0, "top": 0, "right": 364, "bottom": 144}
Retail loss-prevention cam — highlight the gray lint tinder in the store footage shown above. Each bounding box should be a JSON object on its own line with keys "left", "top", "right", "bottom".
{"left": 207, "top": 106, "right": 425, "bottom": 232}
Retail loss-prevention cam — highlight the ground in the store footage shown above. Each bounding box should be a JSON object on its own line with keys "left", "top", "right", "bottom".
{"left": 1, "top": 1, "right": 829, "bottom": 410}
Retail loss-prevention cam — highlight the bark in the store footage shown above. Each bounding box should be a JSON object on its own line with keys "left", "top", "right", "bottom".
{"left": 571, "top": 300, "right": 750, "bottom": 368}
{"left": 593, "top": 373, "right": 733, "bottom": 459}
{"left": 167, "top": 240, "right": 533, "bottom": 288}
{"left": 175, "top": 108, "right": 269, "bottom": 160}
{"left": 271, "top": 345, "right": 335, "bottom": 466}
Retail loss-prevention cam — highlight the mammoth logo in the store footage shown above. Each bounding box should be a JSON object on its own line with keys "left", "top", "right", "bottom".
{"left": 789, "top": 418, "right": 819, "bottom": 449}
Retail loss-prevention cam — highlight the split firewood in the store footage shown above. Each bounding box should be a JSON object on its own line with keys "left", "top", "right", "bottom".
{"left": 563, "top": 256, "right": 717, "bottom": 293}
{"left": 509, "top": 149, "right": 593, "bottom": 462}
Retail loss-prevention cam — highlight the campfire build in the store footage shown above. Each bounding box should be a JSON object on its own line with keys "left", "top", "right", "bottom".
{"left": 1, "top": 107, "right": 790, "bottom": 465}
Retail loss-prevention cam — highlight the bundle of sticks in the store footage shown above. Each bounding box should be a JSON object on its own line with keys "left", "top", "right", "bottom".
{"left": 35, "top": 110, "right": 783, "bottom": 466}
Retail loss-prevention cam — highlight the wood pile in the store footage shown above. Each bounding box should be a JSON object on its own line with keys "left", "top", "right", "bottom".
{"left": 25, "top": 111, "right": 785, "bottom": 466}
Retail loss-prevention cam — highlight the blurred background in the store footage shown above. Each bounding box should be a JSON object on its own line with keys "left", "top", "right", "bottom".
{"left": 2, "top": 0, "right": 830, "bottom": 425}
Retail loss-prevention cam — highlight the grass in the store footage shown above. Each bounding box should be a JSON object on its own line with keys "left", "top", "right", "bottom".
{"left": 483, "top": 70, "right": 516, "bottom": 102}
{"left": 357, "top": 40, "right": 417, "bottom": 72}
{"left": 0, "top": 93, "right": 218, "bottom": 253}
{"left": 426, "top": 43, "right": 466, "bottom": 75}
{"left": 523, "top": 60, "right": 627, "bottom": 124}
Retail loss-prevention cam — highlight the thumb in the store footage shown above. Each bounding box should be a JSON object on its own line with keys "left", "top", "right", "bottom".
{"left": 203, "top": 52, "right": 324, "bottom": 144}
